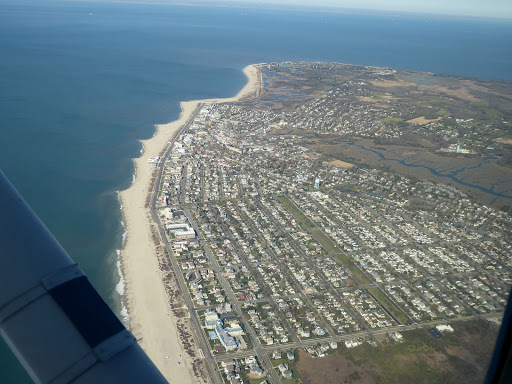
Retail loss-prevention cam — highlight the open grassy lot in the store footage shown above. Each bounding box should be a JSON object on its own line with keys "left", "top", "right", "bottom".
{"left": 367, "top": 287, "right": 410, "bottom": 325}
{"left": 296, "top": 319, "right": 499, "bottom": 384}
{"left": 279, "top": 195, "right": 315, "bottom": 228}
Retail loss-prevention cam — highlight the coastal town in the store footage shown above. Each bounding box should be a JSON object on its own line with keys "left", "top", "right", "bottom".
{"left": 136, "top": 62, "right": 512, "bottom": 384}
{"left": 3, "top": 1, "right": 512, "bottom": 382}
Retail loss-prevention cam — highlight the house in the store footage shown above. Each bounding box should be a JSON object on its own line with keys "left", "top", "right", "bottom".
{"left": 282, "top": 370, "right": 293, "bottom": 379}
{"left": 436, "top": 324, "right": 454, "bottom": 333}
{"left": 277, "top": 363, "right": 289, "bottom": 374}
{"left": 204, "top": 311, "right": 219, "bottom": 329}
{"left": 249, "top": 365, "right": 265, "bottom": 378}
{"left": 298, "top": 327, "right": 310, "bottom": 338}
{"left": 225, "top": 323, "right": 244, "bottom": 337}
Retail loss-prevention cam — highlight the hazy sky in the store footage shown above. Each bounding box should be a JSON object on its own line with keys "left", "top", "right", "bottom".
{"left": 193, "top": 0, "right": 512, "bottom": 19}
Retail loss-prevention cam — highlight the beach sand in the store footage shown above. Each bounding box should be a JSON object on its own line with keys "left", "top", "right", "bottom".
{"left": 119, "top": 64, "right": 261, "bottom": 383}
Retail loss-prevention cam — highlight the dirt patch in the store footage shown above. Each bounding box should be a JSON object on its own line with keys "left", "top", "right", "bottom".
{"left": 496, "top": 137, "right": 512, "bottom": 144}
{"left": 324, "top": 160, "right": 355, "bottom": 168}
{"left": 300, "top": 153, "right": 321, "bottom": 160}
{"left": 406, "top": 116, "right": 443, "bottom": 125}
{"left": 370, "top": 80, "right": 416, "bottom": 88}
{"left": 357, "top": 95, "right": 397, "bottom": 103}
{"left": 357, "top": 96, "right": 382, "bottom": 103}
{"left": 419, "top": 350, "right": 451, "bottom": 371}
{"left": 296, "top": 349, "right": 376, "bottom": 384}
{"left": 463, "top": 80, "right": 512, "bottom": 100}
{"left": 420, "top": 85, "right": 482, "bottom": 103}
{"left": 445, "top": 346, "right": 481, "bottom": 370}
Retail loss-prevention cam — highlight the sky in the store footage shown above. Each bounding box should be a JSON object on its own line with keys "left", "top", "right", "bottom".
{"left": 156, "top": 0, "right": 512, "bottom": 19}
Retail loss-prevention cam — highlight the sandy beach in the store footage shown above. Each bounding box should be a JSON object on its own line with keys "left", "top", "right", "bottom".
{"left": 119, "top": 64, "right": 261, "bottom": 383}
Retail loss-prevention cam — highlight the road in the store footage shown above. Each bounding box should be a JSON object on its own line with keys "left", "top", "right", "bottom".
{"left": 257, "top": 198, "right": 372, "bottom": 340}
{"left": 184, "top": 205, "right": 281, "bottom": 384}
{"left": 149, "top": 104, "right": 225, "bottom": 384}
{"left": 147, "top": 104, "right": 506, "bottom": 384}
{"left": 214, "top": 311, "right": 500, "bottom": 362}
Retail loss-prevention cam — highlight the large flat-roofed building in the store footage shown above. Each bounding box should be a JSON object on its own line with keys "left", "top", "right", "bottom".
{"left": 205, "top": 311, "right": 242, "bottom": 351}
{"left": 165, "top": 223, "right": 196, "bottom": 240}
{"left": 215, "top": 321, "right": 239, "bottom": 351}
{"left": 225, "top": 323, "right": 244, "bottom": 337}
{"left": 205, "top": 311, "right": 219, "bottom": 329}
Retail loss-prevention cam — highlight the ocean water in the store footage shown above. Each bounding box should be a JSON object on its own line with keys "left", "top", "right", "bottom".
{"left": 0, "top": 1, "right": 511, "bottom": 381}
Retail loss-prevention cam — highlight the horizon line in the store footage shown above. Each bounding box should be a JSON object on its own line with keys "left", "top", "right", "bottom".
{"left": 57, "top": 0, "right": 512, "bottom": 21}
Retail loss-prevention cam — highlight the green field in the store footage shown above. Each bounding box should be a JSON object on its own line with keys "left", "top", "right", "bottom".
{"left": 336, "top": 253, "right": 372, "bottom": 286}
{"left": 310, "top": 229, "right": 338, "bottom": 254}
{"left": 278, "top": 196, "right": 315, "bottom": 228}
{"left": 437, "top": 109, "right": 451, "bottom": 117}
{"left": 379, "top": 117, "right": 404, "bottom": 124}
{"left": 367, "top": 287, "right": 410, "bottom": 325}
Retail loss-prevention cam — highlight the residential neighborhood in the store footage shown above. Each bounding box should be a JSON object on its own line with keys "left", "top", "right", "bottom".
{"left": 150, "top": 62, "right": 512, "bottom": 384}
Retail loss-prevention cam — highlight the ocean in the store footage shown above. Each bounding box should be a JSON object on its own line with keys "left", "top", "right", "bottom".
{"left": 0, "top": 1, "right": 511, "bottom": 381}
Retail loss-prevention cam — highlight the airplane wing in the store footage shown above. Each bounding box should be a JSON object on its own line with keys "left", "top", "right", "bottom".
{"left": 0, "top": 171, "right": 168, "bottom": 384}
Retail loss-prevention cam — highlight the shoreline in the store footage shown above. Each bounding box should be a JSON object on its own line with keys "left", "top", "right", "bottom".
{"left": 118, "top": 64, "right": 262, "bottom": 383}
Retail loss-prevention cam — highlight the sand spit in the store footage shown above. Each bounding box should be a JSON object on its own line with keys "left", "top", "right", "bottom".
{"left": 118, "top": 64, "right": 261, "bottom": 383}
